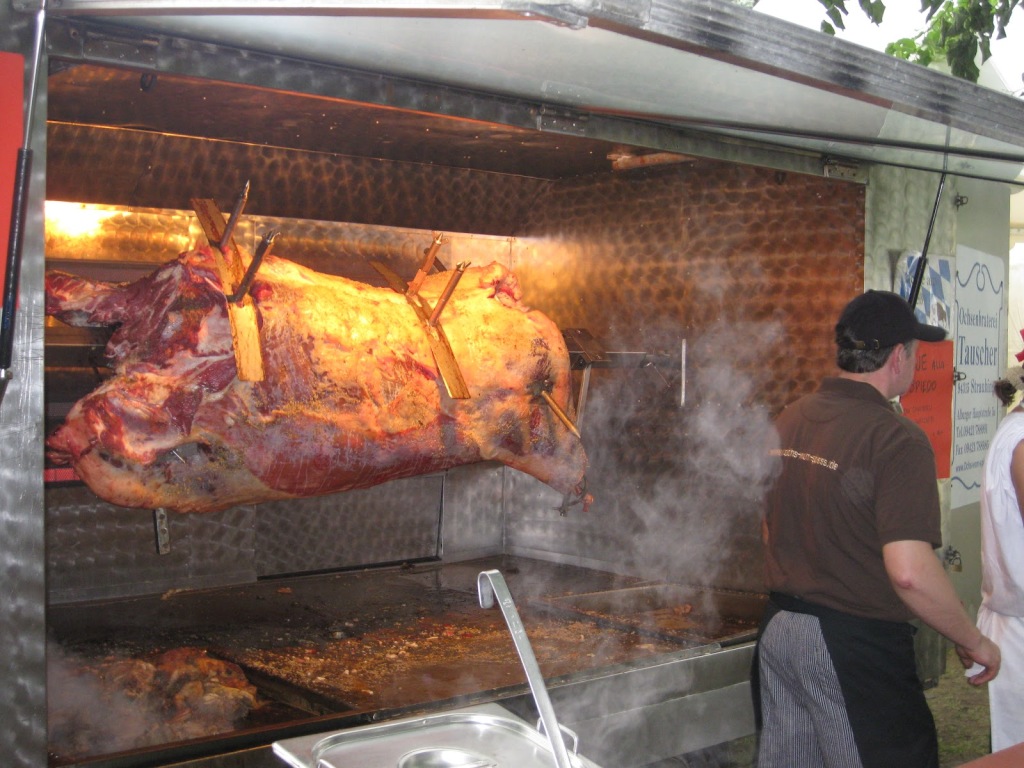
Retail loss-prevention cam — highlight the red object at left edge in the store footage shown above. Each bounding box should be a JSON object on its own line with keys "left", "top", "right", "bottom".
{"left": 0, "top": 53, "right": 25, "bottom": 299}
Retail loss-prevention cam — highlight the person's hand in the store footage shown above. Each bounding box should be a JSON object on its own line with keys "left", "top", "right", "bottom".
{"left": 956, "top": 634, "right": 1001, "bottom": 685}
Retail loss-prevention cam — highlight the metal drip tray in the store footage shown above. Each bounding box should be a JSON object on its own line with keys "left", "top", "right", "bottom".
{"left": 273, "top": 705, "right": 602, "bottom": 768}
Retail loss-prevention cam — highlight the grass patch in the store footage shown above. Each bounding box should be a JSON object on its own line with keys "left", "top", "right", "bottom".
{"left": 927, "top": 647, "right": 992, "bottom": 767}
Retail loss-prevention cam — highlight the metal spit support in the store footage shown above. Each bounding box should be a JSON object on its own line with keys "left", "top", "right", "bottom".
{"left": 427, "top": 260, "right": 469, "bottom": 326}
{"left": 561, "top": 327, "right": 679, "bottom": 416}
{"left": 680, "top": 338, "right": 687, "bottom": 407}
{"left": 477, "top": 569, "right": 577, "bottom": 768}
{"left": 153, "top": 509, "right": 171, "bottom": 555}
{"left": 557, "top": 328, "right": 678, "bottom": 515}
{"left": 528, "top": 379, "right": 582, "bottom": 440}
{"left": 226, "top": 229, "right": 278, "bottom": 303}
{"left": 408, "top": 231, "right": 446, "bottom": 296}
{"left": 218, "top": 179, "right": 250, "bottom": 249}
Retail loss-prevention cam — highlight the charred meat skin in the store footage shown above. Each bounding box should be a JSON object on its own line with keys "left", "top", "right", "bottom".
{"left": 46, "top": 248, "right": 587, "bottom": 512}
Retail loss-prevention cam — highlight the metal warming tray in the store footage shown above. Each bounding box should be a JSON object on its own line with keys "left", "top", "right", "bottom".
{"left": 273, "top": 704, "right": 602, "bottom": 768}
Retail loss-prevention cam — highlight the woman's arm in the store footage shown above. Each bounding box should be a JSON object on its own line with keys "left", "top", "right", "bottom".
{"left": 1009, "top": 440, "right": 1024, "bottom": 527}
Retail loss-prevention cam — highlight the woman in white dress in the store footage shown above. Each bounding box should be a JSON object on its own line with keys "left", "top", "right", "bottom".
{"left": 978, "top": 365, "right": 1024, "bottom": 751}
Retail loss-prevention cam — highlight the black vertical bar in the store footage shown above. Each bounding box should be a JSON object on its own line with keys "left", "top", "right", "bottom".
{"left": 908, "top": 172, "right": 946, "bottom": 310}
{"left": 1, "top": 1, "right": 46, "bottom": 407}
{"left": 0, "top": 148, "right": 32, "bottom": 371}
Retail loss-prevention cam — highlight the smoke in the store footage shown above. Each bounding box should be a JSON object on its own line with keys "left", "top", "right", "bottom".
{"left": 47, "top": 642, "right": 168, "bottom": 759}
{"left": 558, "top": 316, "right": 784, "bottom": 590}
{"left": 500, "top": 318, "right": 786, "bottom": 764}
{"left": 641, "top": 317, "right": 782, "bottom": 586}
{"left": 47, "top": 640, "right": 259, "bottom": 761}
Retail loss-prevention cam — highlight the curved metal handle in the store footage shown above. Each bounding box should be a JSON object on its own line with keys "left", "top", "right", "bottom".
{"left": 537, "top": 721, "right": 580, "bottom": 755}
{"left": 477, "top": 569, "right": 573, "bottom": 768}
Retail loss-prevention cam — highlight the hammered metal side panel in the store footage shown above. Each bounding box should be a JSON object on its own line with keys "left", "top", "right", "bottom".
{"left": 864, "top": 165, "right": 956, "bottom": 292}
{"left": 0, "top": 7, "right": 47, "bottom": 766}
{"left": 505, "top": 162, "right": 864, "bottom": 592}
{"left": 46, "top": 486, "right": 257, "bottom": 604}
{"left": 254, "top": 475, "right": 444, "bottom": 577}
{"left": 438, "top": 462, "right": 506, "bottom": 562}
{"left": 47, "top": 123, "right": 550, "bottom": 236}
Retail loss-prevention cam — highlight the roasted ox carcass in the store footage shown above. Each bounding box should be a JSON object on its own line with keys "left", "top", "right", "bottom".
{"left": 45, "top": 247, "right": 588, "bottom": 513}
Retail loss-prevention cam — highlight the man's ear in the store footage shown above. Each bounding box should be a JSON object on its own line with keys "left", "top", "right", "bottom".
{"left": 890, "top": 343, "right": 908, "bottom": 373}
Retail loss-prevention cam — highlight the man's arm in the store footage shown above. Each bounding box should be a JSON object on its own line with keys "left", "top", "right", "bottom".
{"left": 883, "top": 539, "right": 1000, "bottom": 685}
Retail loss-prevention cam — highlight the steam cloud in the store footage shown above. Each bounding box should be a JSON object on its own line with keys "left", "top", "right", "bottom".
{"left": 47, "top": 642, "right": 168, "bottom": 759}
{"left": 503, "top": 315, "right": 786, "bottom": 764}
{"left": 529, "top": 316, "right": 785, "bottom": 588}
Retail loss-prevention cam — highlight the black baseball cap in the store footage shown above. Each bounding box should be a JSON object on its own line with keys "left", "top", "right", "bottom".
{"left": 835, "top": 290, "right": 946, "bottom": 350}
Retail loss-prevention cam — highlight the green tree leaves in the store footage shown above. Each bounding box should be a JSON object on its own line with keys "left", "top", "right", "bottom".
{"left": 766, "top": 0, "right": 1022, "bottom": 82}
{"left": 815, "top": 0, "right": 889, "bottom": 34}
{"left": 883, "top": 0, "right": 1017, "bottom": 81}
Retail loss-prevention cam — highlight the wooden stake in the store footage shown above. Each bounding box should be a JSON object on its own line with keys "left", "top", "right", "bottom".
{"left": 370, "top": 260, "right": 470, "bottom": 399}
{"left": 190, "top": 197, "right": 265, "bottom": 382}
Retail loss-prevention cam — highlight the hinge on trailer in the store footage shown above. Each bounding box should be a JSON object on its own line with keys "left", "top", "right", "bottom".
{"left": 536, "top": 105, "right": 591, "bottom": 137}
{"left": 822, "top": 156, "right": 865, "bottom": 182}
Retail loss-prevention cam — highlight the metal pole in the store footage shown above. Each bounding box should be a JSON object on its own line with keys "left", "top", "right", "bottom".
{"left": 0, "top": 0, "right": 46, "bottom": 409}
{"left": 908, "top": 171, "right": 946, "bottom": 311}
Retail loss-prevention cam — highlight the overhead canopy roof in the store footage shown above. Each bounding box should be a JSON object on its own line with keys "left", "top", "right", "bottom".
{"left": 28, "top": 0, "right": 1024, "bottom": 184}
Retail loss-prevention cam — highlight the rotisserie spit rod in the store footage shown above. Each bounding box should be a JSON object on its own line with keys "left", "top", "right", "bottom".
{"left": 408, "top": 231, "right": 445, "bottom": 295}
{"left": 528, "top": 379, "right": 582, "bottom": 440}
{"left": 218, "top": 179, "right": 249, "bottom": 249}
{"left": 427, "top": 260, "right": 470, "bottom": 326}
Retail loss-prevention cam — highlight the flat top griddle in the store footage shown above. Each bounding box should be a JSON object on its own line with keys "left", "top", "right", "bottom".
{"left": 47, "top": 557, "right": 648, "bottom": 654}
{"left": 535, "top": 584, "right": 766, "bottom": 647}
{"left": 46, "top": 556, "right": 764, "bottom": 767}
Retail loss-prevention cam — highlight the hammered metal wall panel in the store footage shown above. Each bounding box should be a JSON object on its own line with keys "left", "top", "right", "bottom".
{"left": 43, "top": 149, "right": 864, "bottom": 603}
{"left": 439, "top": 462, "right": 506, "bottom": 561}
{"left": 504, "top": 162, "right": 864, "bottom": 592}
{"left": 45, "top": 203, "right": 196, "bottom": 267}
{"left": 241, "top": 216, "right": 515, "bottom": 282}
{"left": 47, "top": 123, "right": 550, "bottom": 236}
{"left": 46, "top": 486, "right": 257, "bottom": 604}
{"left": 514, "top": 163, "right": 863, "bottom": 411}
{"left": 254, "top": 475, "right": 444, "bottom": 577}
{"left": 183, "top": 506, "right": 259, "bottom": 583}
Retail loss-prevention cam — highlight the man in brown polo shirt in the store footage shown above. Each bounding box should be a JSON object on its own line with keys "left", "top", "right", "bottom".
{"left": 757, "top": 290, "right": 1001, "bottom": 767}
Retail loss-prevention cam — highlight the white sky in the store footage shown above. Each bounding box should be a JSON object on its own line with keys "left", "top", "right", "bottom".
{"left": 754, "top": 0, "right": 1024, "bottom": 96}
